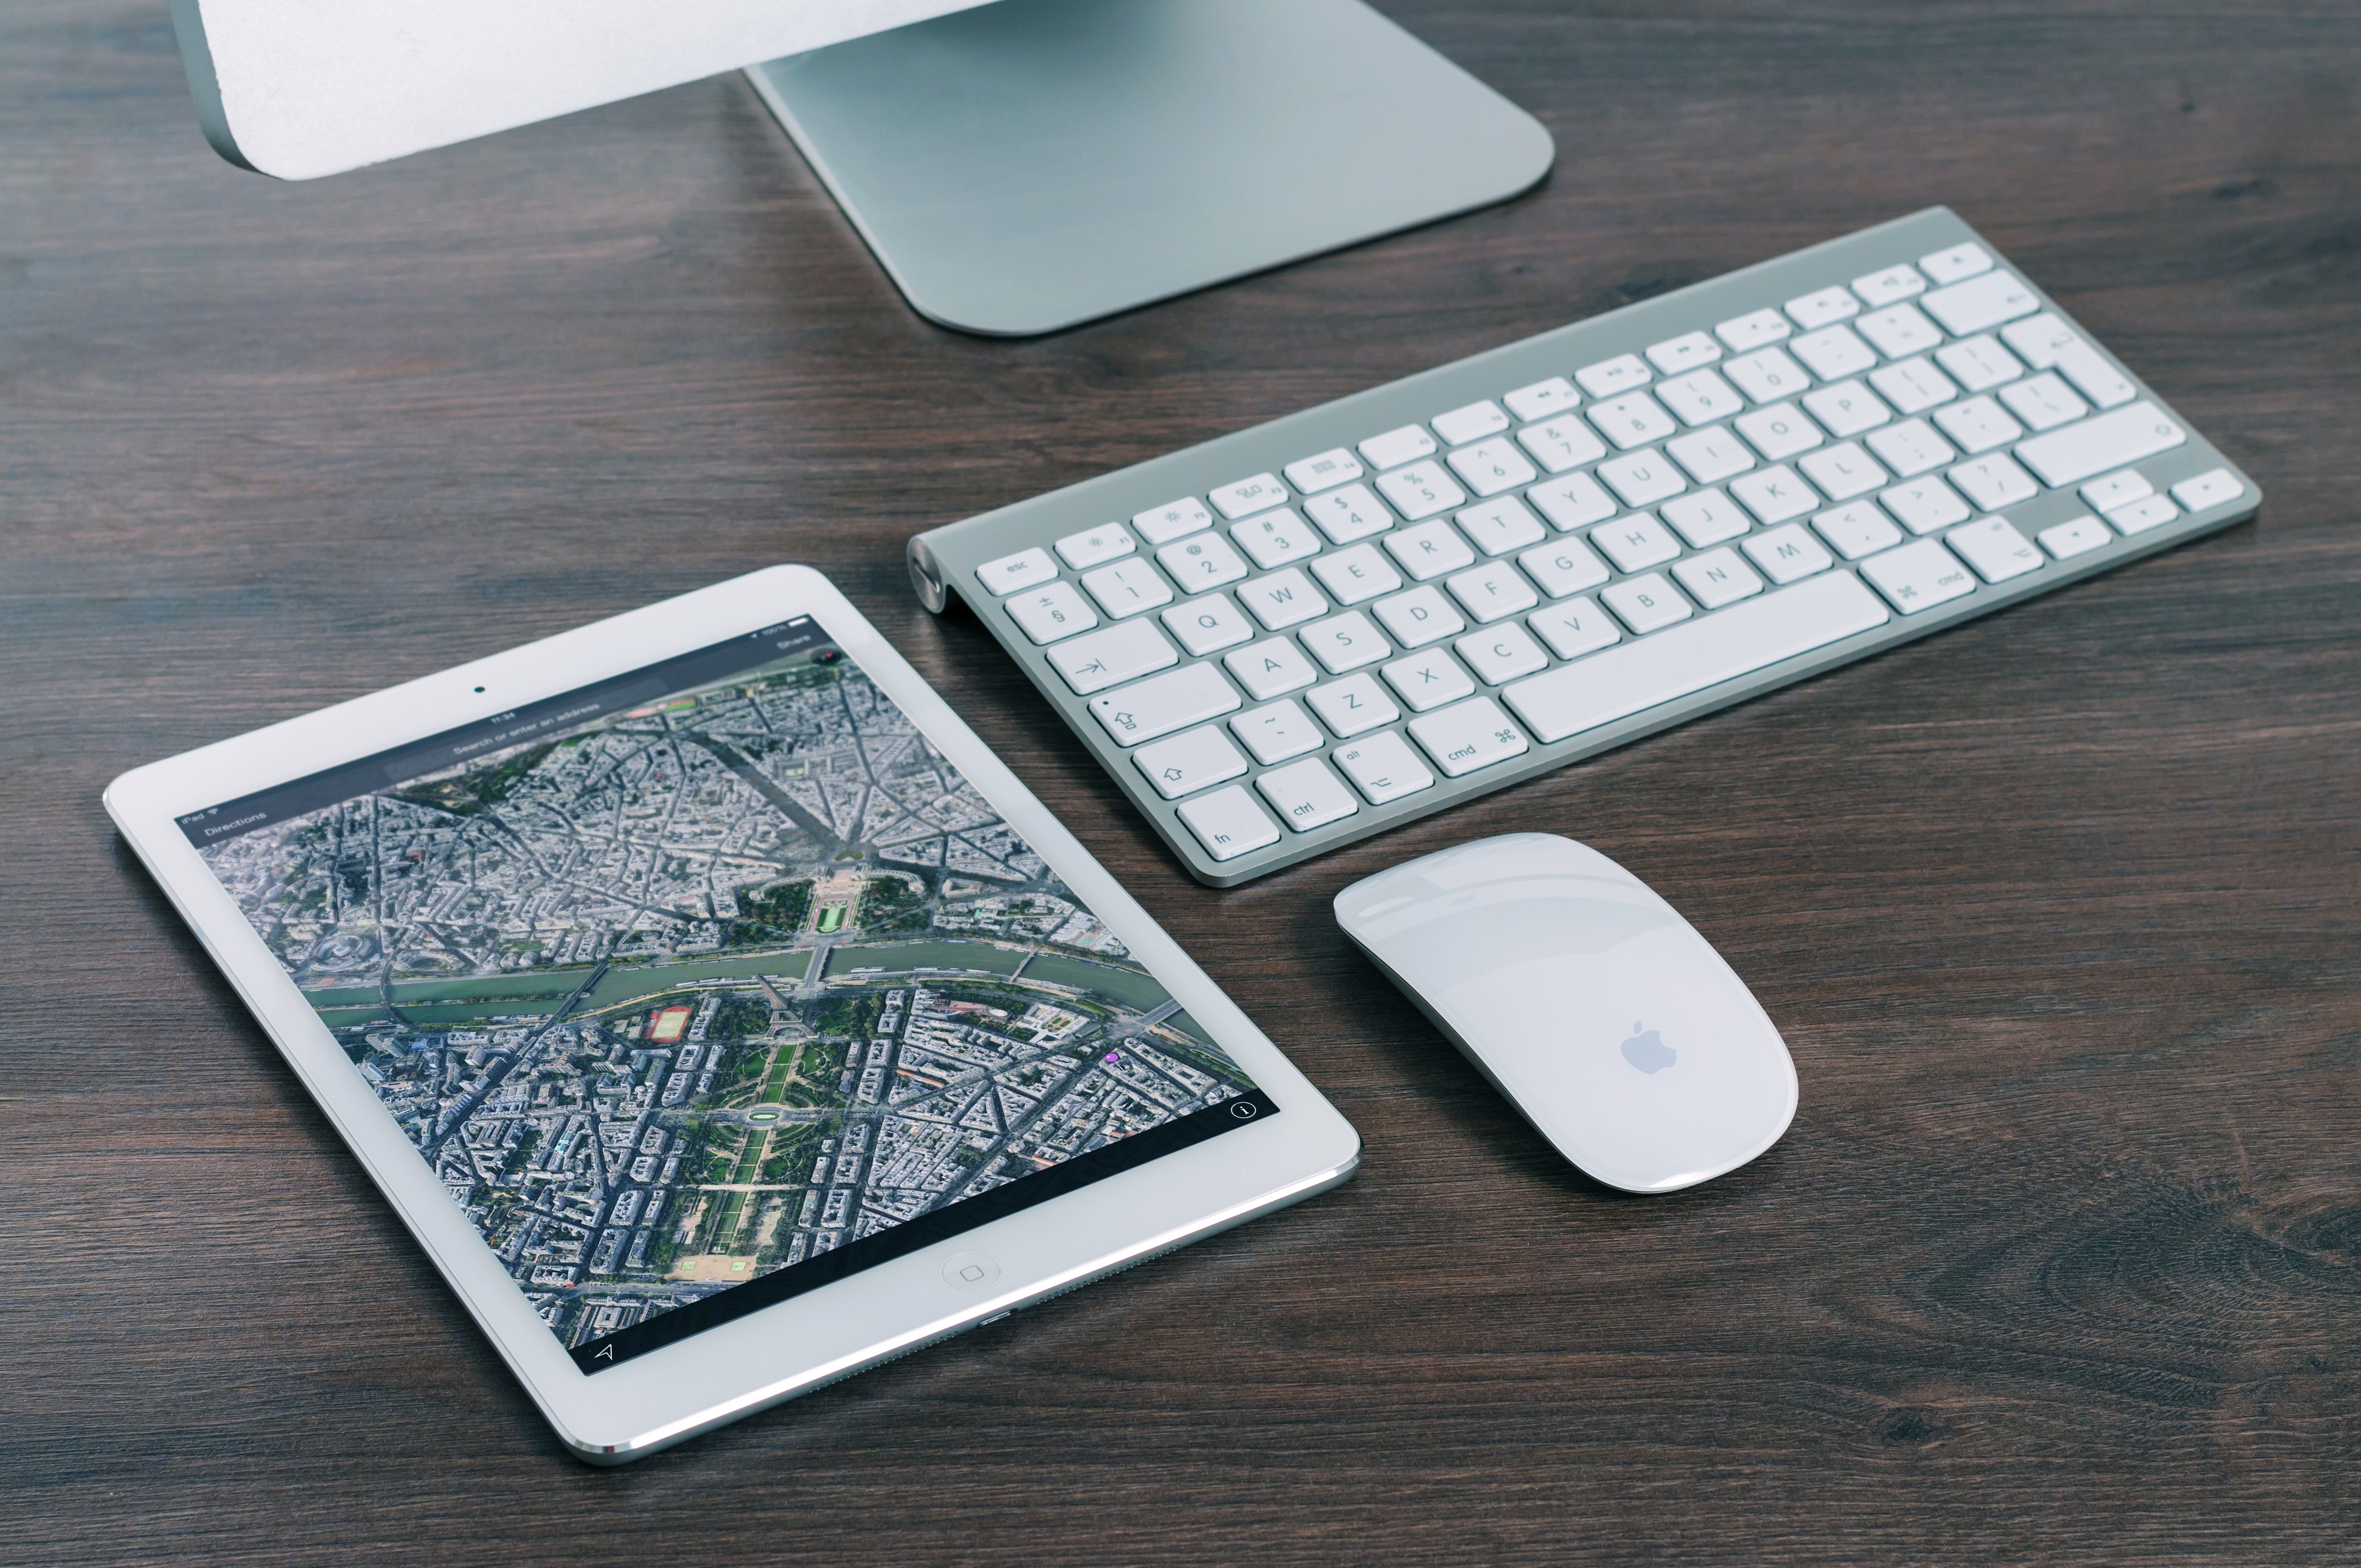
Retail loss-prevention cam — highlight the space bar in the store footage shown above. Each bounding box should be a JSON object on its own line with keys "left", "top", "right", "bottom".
{"left": 1503, "top": 572, "right": 1891, "bottom": 744}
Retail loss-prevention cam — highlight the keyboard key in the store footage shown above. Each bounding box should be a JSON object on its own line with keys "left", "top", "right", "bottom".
{"left": 1742, "top": 523, "right": 1834, "bottom": 583}
{"left": 1134, "top": 498, "right": 1214, "bottom": 545}
{"left": 2000, "top": 313, "right": 2081, "bottom": 368}
{"left": 1283, "top": 448, "right": 1364, "bottom": 495}
{"left": 1647, "top": 330, "right": 1723, "bottom": 374}
{"left": 2079, "top": 467, "right": 2156, "bottom": 519}
{"left": 1946, "top": 517, "right": 2044, "bottom": 584}
{"left": 1081, "top": 558, "right": 1173, "bottom": 618}
{"left": 1446, "top": 561, "right": 1540, "bottom": 623}
{"left": 1056, "top": 523, "right": 1137, "bottom": 570}
{"left": 1133, "top": 725, "right": 1248, "bottom": 799}
{"left": 2014, "top": 401, "right": 2186, "bottom": 488}
{"left": 977, "top": 547, "right": 1058, "bottom": 596}
{"left": 1666, "top": 427, "right": 1756, "bottom": 484}
{"left": 1359, "top": 424, "right": 1438, "bottom": 470}
{"left": 1454, "top": 496, "right": 1547, "bottom": 556}
{"left": 1157, "top": 532, "right": 1250, "bottom": 591}
{"left": 1932, "top": 394, "right": 2025, "bottom": 455}
{"left": 1503, "top": 572, "right": 1890, "bottom": 743}
{"left": 1797, "top": 441, "right": 1889, "bottom": 502}
{"left": 1734, "top": 402, "right": 1823, "bottom": 461}
{"left": 1518, "top": 537, "right": 1612, "bottom": 598}
{"left": 2107, "top": 493, "right": 2180, "bottom": 536}
{"left": 1209, "top": 473, "right": 1288, "bottom": 520}
{"left": 1456, "top": 622, "right": 1550, "bottom": 684}
{"left": 1528, "top": 595, "right": 1622, "bottom": 660}
{"left": 1786, "top": 286, "right": 1860, "bottom": 330}
{"left": 2037, "top": 515, "right": 2112, "bottom": 559}
{"left": 1373, "top": 585, "right": 1466, "bottom": 649}
{"left": 1408, "top": 697, "right": 1531, "bottom": 777}
{"left": 1936, "top": 334, "right": 2023, "bottom": 393}
{"left": 1231, "top": 507, "right": 1324, "bottom": 570}
{"left": 1923, "top": 270, "right": 2041, "bottom": 336}
{"left": 1920, "top": 242, "right": 1994, "bottom": 285}
{"left": 2170, "top": 467, "right": 2245, "bottom": 511}
{"left": 1660, "top": 488, "right": 1752, "bottom": 548}
{"left": 1879, "top": 475, "right": 1972, "bottom": 535}
{"left": 1049, "top": 619, "right": 1178, "bottom": 694}
{"left": 1306, "top": 672, "right": 1400, "bottom": 738}
{"left": 1715, "top": 308, "right": 1791, "bottom": 352}
{"left": 1802, "top": 379, "right": 1892, "bottom": 438}
{"left": 1855, "top": 302, "right": 1943, "bottom": 360}
{"left": 1791, "top": 324, "right": 1879, "bottom": 381}
{"left": 1515, "top": 416, "right": 1609, "bottom": 473}
{"left": 1231, "top": 699, "right": 1325, "bottom": 765}
{"left": 1302, "top": 482, "right": 1395, "bottom": 545}
{"left": 1257, "top": 758, "right": 1360, "bottom": 832}
{"left": 1160, "top": 592, "right": 1255, "bottom": 656}
{"left": 1298, "top": 611, "right": 1391, "bottom": 674}
{"left": 1852, "top": 263, "right": 1927, "bottom": 307}
{"left": 1591, "top": 513, "right": 1682, "bottom": 573}
{"left": 1383, "top": 646, "right": 1476, "bottom": 711}
{"left": 1948, "top": 453, "right": 2039, "bottom": 511}
{"left": 1526, "top": 472, "right": 1619, "bottom": 531}
{"left": 1176, "top": 786, "right": 1280, "bottom": 862}
{"left": 2052, "top": 345, "right": 2137, "bottom": 410}
{"left": 1090, "top": 663, "right": 1241, "bottom": 746}
{"left": 1224, "top": 637, "right": 1318, "bottom": 700}
{"left": 1724, "top": 346, "right": 1812, "bottom": 404}
{"left": 1384, "top": 519, "right": 1476, "bottom": 581}
{"left": 1729, "top": 465, "right": 1818, "bottom": 526}
{"left": 1238, "top": 567, "right": 1327, "bottom": 630}
{"left": 1375, "top": 460, "right": 1468, "bottom": 521}
{"left": 1309, "top": 542, "right": 1403, "bottom": 605}
{"left": 1870, "top": 356, "right": 1959, "bottom": 415}
{"left": 1656, "top": 367, "right": 1745, "bottom": 427}
{"left": 1604, "top": 573, "right": 1693, "bottom": 634}
{"left": 1576, "top": 353, "right": 1652, "bottom": 397}
{"left": 1809, "top": 502, "right": 1902, "bottom": 562}
{"left": 1672, "top": 547, "right": 1765, "bottom": 609}
{"left": 1504, "top": 376, "right": 1581, "bottom": 422}
{"left": 1446, "top": 437, "right": 1539, "bottom": 498}
{"left": 1860, "top": 537, "right": 1977, "bottom": 613}
{"left": 1334, "top": 731, "right": 1435, "bottom": 805}
{"left": 1432, "top": 400, "right": 1510, "bottom": 446}
{"left": 1596, "top": 450, "right": 1687, "bottom": 507}
{"left": 1587, "top": 391, "right": 1678, "bottom": 451}
{"left": 1864, "top": 417, "right": 1956, "bottom": 478}
{"left": 1007, "top": 581, "right": 1100, "bottom": 644}
{"left": 1998, "top": 372, "right": 2089, "bottom": 433}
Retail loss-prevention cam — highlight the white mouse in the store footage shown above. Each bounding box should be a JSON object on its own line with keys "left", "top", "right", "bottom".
{"left": 1334, "top": 832, "right": 1797, "bottom": 1193}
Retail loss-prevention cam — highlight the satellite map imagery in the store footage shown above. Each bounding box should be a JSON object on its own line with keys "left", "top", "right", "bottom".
{"left": 195, "top": 638, "right": 1260, "bottom": 1354}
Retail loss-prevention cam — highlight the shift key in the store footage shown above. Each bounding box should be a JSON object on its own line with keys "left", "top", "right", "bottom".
{"left": 1090, "top": 663, "right": 1241, "bottom": 747}
{"left": 2015, "top": 401, "right": 2185, "bottom": 488}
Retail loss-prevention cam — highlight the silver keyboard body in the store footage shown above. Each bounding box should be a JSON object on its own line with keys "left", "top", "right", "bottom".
{"left": 909, "top": 209, "right": 2261, "bottom": 886}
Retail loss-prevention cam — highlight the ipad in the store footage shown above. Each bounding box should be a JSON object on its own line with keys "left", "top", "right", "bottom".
{"left": 106, "top": 565, "right": 1359, "bottom": 1463}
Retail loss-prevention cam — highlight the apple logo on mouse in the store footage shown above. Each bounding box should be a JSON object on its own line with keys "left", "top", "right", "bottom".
{"left": 1620, "top": 1020, "right": 1675, "bottom": 1074}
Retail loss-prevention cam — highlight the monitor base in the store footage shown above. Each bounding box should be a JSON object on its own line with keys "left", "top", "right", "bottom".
{"left": 744, "top": 0, "right": 1554, "bottom": 337}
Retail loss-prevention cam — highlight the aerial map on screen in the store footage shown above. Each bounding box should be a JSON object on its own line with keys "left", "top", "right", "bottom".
{"left": 189, "top": 624, "right": 1261, "bottom": 1364}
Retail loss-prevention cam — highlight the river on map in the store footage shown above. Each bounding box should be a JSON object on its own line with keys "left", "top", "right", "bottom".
{"left": 302, "top": 937, "right": 1174, "bottom": 1026}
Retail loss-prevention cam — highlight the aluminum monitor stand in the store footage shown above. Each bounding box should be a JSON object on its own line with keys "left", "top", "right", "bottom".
{"left": 744, "top": 0, "right": 1555, "bottom": 337}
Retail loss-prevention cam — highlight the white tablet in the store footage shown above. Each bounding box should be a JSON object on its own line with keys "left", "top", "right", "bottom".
{"left": 106, "top": 565, "right": 1358, "bottom": 1462}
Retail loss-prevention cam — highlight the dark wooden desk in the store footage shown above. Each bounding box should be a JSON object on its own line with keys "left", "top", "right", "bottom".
{"left": 6, "top": 2, "right": 2358, "bottom": 1562}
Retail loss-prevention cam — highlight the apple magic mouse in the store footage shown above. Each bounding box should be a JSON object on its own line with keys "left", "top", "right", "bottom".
{"left": 1334, "top": 832, "right": 1796, "bottom": 1193}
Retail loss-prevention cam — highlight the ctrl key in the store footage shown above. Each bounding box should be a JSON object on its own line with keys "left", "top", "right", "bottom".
{"left": 1177, "top": 786, "right": 1282, "bottom": 862}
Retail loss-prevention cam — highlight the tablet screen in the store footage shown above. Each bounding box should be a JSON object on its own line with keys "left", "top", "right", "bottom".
{"left": 181, "top": 618, "right": 1273, "bottom": 1370}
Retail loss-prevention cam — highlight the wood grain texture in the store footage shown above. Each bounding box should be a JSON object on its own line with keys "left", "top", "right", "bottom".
{"left": 4, "top": 1, "right": 2359, "bottom": 1562}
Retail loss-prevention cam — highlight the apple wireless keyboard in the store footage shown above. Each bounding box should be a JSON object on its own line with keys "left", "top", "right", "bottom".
{"left": 907, "top": 208, "right": 2260, "bottom": 886}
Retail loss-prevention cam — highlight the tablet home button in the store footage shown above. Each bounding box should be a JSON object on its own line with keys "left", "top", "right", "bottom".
{"left": 942, "top": 1251, "right": 1000, "bottom": 1291}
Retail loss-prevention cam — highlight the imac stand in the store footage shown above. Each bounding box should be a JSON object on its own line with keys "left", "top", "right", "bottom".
{"left": 744, "top": 0, "right": 1555, "bottom": 336}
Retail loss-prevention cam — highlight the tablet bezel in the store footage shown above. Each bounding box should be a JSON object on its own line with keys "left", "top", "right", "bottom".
{"left": 105, "top": 564, "right": 1359, "bottom": 1462}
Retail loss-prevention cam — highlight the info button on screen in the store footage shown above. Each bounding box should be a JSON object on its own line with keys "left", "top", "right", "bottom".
{"left": 942, "top": 1251, "right": 1001, "bottom": 1291}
